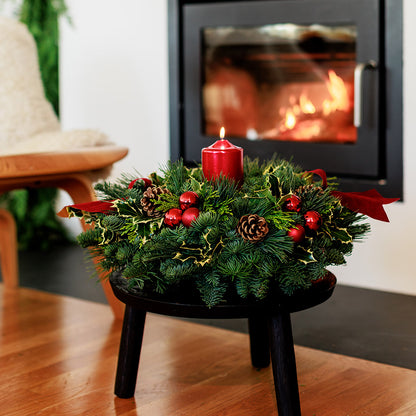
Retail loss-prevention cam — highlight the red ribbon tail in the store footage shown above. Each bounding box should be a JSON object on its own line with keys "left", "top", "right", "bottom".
{"left": 308, "top": 169, "right": 398, "bottom": 222}
{"left": 331, "top": 189, "right": 399, "bottom": 222}
{"left": 57, "top": 200, "right": 116, "bottom": 217}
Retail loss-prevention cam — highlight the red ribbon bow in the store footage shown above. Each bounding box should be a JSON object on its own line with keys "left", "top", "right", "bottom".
{"left": 309, "top": 169, "right": 399, "bottom": 222}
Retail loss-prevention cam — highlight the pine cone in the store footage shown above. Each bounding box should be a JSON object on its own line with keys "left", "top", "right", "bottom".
{"left": 140, "top": 186, "right": 171, "bottom": 217}
{"left": 237, "top": 214, "right": 269, "bottom": 243}
{"left": 296, "top": 184, "right": 324, "bottom": 196}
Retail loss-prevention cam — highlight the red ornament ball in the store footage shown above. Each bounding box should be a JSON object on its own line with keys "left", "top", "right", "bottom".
{"left": 164, "top": 208, "right": 183, "bottom": 228}
{"left": 182, "top": 207, "right": 200, "bottom": 228}
{"left": 128, "top": 177, "right": 152, "bottom": 189}
{"left": 179, "top": 191, "right": 199, "bottom": 211}
{"left": 304, "top": 211, "right": 322, "bottom": 231}
{"left": 282, "top": 195, "right": 302, "bottom": 212}
{"left": 288, "top": 225, "right": 305, "bottom": 243}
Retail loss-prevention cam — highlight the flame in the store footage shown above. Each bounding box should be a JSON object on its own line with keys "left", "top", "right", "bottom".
{"left": 219, "top": 126, "right": 225, "bottom": 139}
{"left": 284, "top": 110, "right": 296, "bottom": 130}
{"left": 299, "top": 94, "right": 316, "bottom": 114}
{"left": 278, "top": 69, "right": 350, "bottom": 138}
{"left": 323, "top": 70, "right": 350, "bottom": 115}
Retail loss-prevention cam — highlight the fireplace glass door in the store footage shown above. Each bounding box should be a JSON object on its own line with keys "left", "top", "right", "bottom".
{"left": 183, "top": 0, "right": 381, "bottom": 177}
{"left": 202, "top": 23, "right": 357, "bottom": 144}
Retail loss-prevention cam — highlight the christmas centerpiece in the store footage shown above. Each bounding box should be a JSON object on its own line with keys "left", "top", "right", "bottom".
{"left": 60, "top": 149, "right": 397, "bottom": 307}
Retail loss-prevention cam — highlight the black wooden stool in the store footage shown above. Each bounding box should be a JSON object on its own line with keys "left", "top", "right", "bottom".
{"left": 110, "top": 272, "right": 336, "bottom": 415}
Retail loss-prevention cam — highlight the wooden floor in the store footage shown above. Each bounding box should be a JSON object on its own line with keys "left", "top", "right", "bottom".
{"left": 1, "top": 284, "right": 415, "bottom": 416}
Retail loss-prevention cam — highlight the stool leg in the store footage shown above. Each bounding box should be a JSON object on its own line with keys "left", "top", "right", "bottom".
{"left": 269, "top": 310, "right": 301, "bottom": 416}
{"left": 115, "top": 305, "right": 146, "bottom": 398}
{"left": 248, "top": 315, "right": 270, "bottom": 368}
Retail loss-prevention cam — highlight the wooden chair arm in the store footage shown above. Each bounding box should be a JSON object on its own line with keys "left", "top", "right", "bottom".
{"left": 0, "top": 146, "right": 128, "bottom": 179}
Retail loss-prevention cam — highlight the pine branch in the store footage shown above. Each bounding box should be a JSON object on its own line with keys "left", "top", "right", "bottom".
{"left": 94, "top": 181, "right": 129, "bottom": 200}
{"left": 160, "top": 159, "right": 189, "bottom": 194}
{"left": 196, "top": 271, "right": 227, "bottom": 307}
{"left": 77, "top": 228, "right": 102, "bottom": 248}
{"left": 154, "top": 192, "right": 180, "bottom": 213}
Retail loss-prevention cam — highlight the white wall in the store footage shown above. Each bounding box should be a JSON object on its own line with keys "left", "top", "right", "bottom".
{"left": 60, "top": 0, "right": 416, "bottom": 296}
{"left": 60, "top": 0, "right": 170, "bottom": 178}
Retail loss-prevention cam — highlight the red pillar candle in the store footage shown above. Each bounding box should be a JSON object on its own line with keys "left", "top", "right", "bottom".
{"left": 202, "top": 128, "right": 244, "bottom": 185}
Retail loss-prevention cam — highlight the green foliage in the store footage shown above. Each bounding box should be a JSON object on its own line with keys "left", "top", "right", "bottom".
{"left": 18, "top": 0, "right": 69, "bottom": 115}
{"left": 66, "top": 158, "right": 371, "bottom": 306}
{"left": 0, "top": 188, "right": 73, "bottom": 250}
{"left": 95, "top": 180, "right": 133, "bottom": 201}
{"left": 160, "top": 159, "right": 189, "bottom": 194}
{"left": 196, "top": 270, "right": 227, "bottom": 307}
{"left": 77, "top": 228, "right": 102, "bottom": 248}
{"left": 154, "top": 192, "right": 180, "bottom": 214}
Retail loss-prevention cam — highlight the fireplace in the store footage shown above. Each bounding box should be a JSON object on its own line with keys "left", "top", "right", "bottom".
{"left": 168, "top": 0, "right": 403, "bottom": 198}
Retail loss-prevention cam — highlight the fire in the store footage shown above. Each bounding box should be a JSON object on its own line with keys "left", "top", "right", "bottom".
{"left": 299, "top": 93, "right": 316, "bottom": 114}
{"left": 284, "top": 110, "right": 296, "bottom": 130}
{"left": 279, "top": 69, "right": 350, "bottom": 139}
{"left": 323, "top": 70, "right": 350, "bottom": 116}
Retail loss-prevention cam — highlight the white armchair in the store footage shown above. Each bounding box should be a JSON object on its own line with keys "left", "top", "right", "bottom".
{"left": 0, "top": 16, "right": 128, "bottom": 319}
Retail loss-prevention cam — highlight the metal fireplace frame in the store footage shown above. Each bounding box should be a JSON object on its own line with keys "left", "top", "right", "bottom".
{"left": 168, "top": 0, "right": 403, "bottom": 198}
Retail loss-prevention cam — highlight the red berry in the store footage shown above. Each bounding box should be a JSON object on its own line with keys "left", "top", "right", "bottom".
{"left": 288, "top": 225, "right": 305, "bottom": 243}
{"left": 282, "top": 195, "right": 302, "bottom": 212}
{"left": 304, "top": 211, "right": 322, "bottom": 231}
{"left": 164, "top": 208, "right": 182, "bottom": 228}
{"left": 182, "top": 207, "right": 200, "bottom": 228}
{"left": 179, "top": 191, "right": 199, "bottom": 211}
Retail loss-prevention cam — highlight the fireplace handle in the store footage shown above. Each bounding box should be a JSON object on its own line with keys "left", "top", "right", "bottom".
{"left": 354, "top": 60, "right": 378, "bottom": 127}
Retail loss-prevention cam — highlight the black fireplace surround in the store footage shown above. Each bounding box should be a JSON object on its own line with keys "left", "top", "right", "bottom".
{"left": 168, "top": 0, "right": 403, "bottom": 198}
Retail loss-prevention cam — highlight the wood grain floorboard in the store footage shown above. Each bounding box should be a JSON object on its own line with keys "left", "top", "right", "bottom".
{"left": 1, "top": 284, "right": 415, "bottom": 416}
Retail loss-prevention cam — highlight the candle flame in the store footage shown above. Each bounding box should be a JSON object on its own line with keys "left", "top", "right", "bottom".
{"left": 219, "top": 127, "right": 225, "bottom": 139}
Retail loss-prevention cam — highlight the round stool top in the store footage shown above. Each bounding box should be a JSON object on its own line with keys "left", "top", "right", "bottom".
{"left": 110, "top": 271, "right": 336, "bottom": 319}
